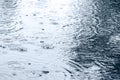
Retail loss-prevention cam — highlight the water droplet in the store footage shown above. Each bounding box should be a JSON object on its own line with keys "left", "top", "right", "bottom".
{"left": 51, "top": 22, "right": 59, "bottom": 25}
{"left": 42, "top": 71, "right": 49, "bottom": 74}
{"left": 41, "top": 44, "right": 54, "bottom": 49}
{"left": 40, "top": 41, "right": 44, "bottom": 43}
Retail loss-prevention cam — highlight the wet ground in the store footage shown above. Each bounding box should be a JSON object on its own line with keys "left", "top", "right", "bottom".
{"left": 0, "top": 0, "right": 120, "bottom": 80}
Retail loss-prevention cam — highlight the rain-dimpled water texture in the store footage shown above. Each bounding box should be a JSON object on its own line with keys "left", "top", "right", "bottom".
{"left": 0, "top": 0, "right": 120, "bottom": 80}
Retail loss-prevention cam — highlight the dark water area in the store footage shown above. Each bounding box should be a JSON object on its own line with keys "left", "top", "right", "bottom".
{"left": 0, "top": 0, "right": 120, "bottom": 80}
{"left": 70, "top": 0, "right": 120, "bottom": 80}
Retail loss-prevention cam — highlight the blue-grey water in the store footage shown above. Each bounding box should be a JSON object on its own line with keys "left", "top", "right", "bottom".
{"left": 0, "top": 0, "right": 120, "bottom": 80}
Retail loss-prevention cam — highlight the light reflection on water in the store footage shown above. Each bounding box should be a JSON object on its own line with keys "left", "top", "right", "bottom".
{"left": 0, "top": 0, "right": 22, "bottom": 34}
{"left": 0, "top": 0, "right": 120, "bottom": 80}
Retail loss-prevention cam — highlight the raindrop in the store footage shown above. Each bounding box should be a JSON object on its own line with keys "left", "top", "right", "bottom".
{"left": 40, "top": 41, "right": 44, "bottom": 43}
{"left": 12, "top": 73, "right": 17, "bottom": 76}
{"left": 0, "top": 45, "right": 6, "bottom": 49}
{"left": 26, "top": 14, "right": 28, "bottom": 16}
{"left": 33, "top": 14, "right": 36, "bottom": 16}
{"left": 7, "top": 44, "right": 27, "bottom": 52}
{"left": 23, "top": 70, "right": 43, "bottom": 78}
{"left": 39, "top": 22, "right": 43, "bottom": 24}
{"left": 41, "top": 29, "right": 45, "bottom": 30}
{"left": 50, "top": 22, "right": 59, "bottom": 25}
{"left": 42, "top": 70, "right": 49, "bottom": 74}
{"left": 28, "top": 63, "right": 31, "bottom": 65}
{"left": 41, "top": 44, "right": 54, "bottom": 49}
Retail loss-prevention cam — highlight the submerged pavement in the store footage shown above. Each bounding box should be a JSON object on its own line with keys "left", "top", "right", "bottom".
{"left": 0, "top": 0, "right": 120, "bottom": 80}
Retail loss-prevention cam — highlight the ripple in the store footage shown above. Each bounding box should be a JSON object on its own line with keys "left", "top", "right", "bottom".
{"left": 2, "top": 0, "right": 21, "bottom": 9}
{"left": 22, "top": 69, "right": 51, "bottom": 79}
{"left": 67, "top": 60, "right": 85, "bottom": 72}
{"left": 41, "top": 43, "right": 55, "bottom": 49}
{"left": 0, "top": 0, "right": 23, "bottom": 35}
{"left": 0, "top": 73, "right": 14, "bottom": 80}
{"left": 7, "top": 44, "right": 27, "bottom": 52}
{"left": 0, "top": 0, "right": 120, "bottom": 80}
{"left": 23, "top": 70, "right": 43, "bottom": 78}
{"left": 7, "top": 61, "right": 26, "bottom": 70}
